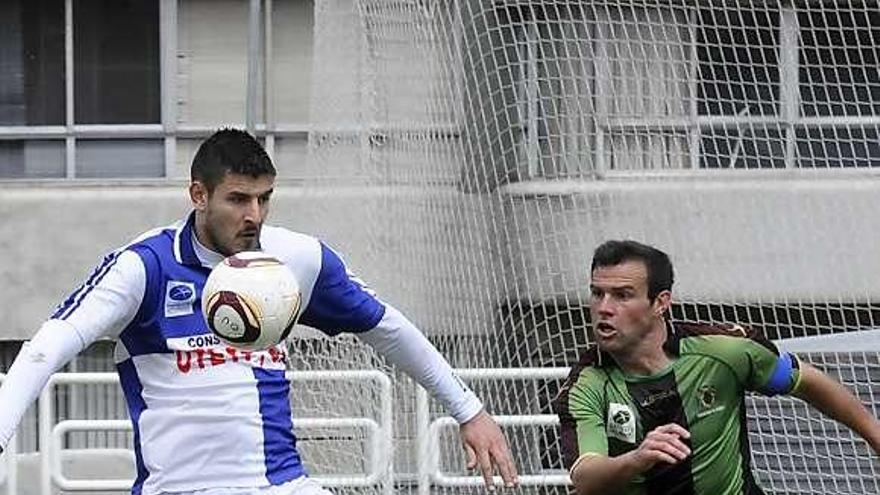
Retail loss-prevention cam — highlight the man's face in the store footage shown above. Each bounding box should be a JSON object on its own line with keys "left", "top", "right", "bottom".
{"left": 191, "top": 172, "right": 274, "bottom": 257}
{"left": 589, "top": 260, "right": 668, "bottom": 355}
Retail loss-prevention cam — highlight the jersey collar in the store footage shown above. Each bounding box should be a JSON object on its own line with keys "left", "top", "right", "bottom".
{"left": 662, "top": 320, "right": 683, "bottom": 357}
{"left": 173, "top": 211, "right": 202, "bottom": 267}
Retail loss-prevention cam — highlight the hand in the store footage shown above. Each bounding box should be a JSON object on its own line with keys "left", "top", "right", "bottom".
{"left": 868, "top": 428, "right": 880, "bottom": 456}
{"left": 632, "top": 423, "right": 691, "bottom": 470}
{"left": 459, "top": 409, "right": 519, "bottom": 490}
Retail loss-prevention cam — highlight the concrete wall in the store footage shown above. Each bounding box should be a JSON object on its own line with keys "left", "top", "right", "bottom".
{"left": 496, "top": 174, "right": 880, "bottom": 305}
{"left": 0, "top": 181, "right": 497, "bottom": 340}
{"left": 3, "top": 174, "right": 880, "bottom": 340}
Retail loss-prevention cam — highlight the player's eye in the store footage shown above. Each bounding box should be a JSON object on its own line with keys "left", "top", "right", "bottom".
{"left": 612, "top": 289, "right": 633, "bottom": 300}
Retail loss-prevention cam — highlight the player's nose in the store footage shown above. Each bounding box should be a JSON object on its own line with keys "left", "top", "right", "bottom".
{"left": 242, "top": 198, "right": 262, "bottom": 222}
{"left": 594, "top": 294, "right": 615, "bottom": 315}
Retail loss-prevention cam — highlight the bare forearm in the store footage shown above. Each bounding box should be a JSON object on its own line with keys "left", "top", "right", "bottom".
{"left": 570, "top": 452, "right": 643, "bottom": 495}
{"left": 794, "top": 363, "right": 880, "bottom": 452}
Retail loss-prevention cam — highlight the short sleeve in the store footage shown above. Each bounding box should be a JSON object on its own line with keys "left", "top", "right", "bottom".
{"left": 571, "top": 381, "right": 609, "bottom": 455}
{"left": 742, "top": 339, "right": 802, "bottom": 395}
{"left": 555, "top": 370, "right": 609, "bottom": 470}
{"left": 694, "top": 334, "right": 801, "bottom": 396}
{"left": 298, "top": 243, "right": 385, "bottom": 335}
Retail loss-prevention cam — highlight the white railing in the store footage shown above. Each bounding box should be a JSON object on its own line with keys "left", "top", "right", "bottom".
{"left": 35, "top": 370, "right": 393, "bottom": 495}
{"left": 284, "top": 370, "right": 393, "bottom": 493}
{"left": 5, "top": 367, "right": 572, "bottom": 495}
{"left": 0, "top": 374, "right": 17, "bottom": 495}
{"left": 415, "top": 367, "right": 572, "bottom": 495}
{"left": 49, "top": 420, "right": 133, "bottom": 491}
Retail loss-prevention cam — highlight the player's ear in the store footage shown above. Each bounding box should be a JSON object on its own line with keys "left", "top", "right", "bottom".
{"left": 653, "top": 290, "right": 672, "bottom": 317}
{"left": 190, "top": 181, "right": 209, "bottom": 211}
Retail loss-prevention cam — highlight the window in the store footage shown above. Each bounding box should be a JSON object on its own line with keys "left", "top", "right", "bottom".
{"left": 0, "top": 0, "right": 314, "bottom": 180}
{"left": 799, "top": 7, "right": 880, "bottom": 118}
{"left": 0, "top": 0, "right": 65, "bottom": 127}
{"left": 74, "top": 0, "right": 160, "bottom": 124}
{"left": 496, "top": 1, "right": 880, "bottom": 174}
{"left": 696, "top": 7, "right": 780, "bottom": 117}
{"left": 597, "top": 2, "right": 880, "bottom": 171}
{"left": 0, "top": 140, "right": 66, "bottom": 178}
{"left": 0, "top": 0, "right": 160, "bottom": 179}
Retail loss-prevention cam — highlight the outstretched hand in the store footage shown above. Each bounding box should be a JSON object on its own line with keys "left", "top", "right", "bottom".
{"left": 459, "top": 409, "right": 519, "bottom": 490}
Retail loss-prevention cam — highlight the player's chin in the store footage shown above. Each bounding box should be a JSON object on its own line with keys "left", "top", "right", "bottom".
{"left": 236, "top": 235, "right": 260, "bottom": 251}
{"left": 595, "top": 337, "right": 620, "bottom": 352}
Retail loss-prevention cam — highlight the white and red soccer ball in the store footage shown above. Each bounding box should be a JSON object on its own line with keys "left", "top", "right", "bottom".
{"left": 201, "top": 251, "right": 302, "bottom": 351}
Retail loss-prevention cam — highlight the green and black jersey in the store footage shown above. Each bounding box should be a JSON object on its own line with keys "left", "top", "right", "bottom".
{"left": 554, "top": 323, "right": 802, "bottom": 495}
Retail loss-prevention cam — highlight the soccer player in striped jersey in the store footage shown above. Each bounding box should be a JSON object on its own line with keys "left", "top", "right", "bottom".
{"left": 555, "top": 240, "right": 880, "bottom": 495}
{"left": 0, "top": 129, "right": 518, "bottom": 495}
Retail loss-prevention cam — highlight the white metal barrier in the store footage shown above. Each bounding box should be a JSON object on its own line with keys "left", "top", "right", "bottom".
{"left": 285, "top": 370, "right": 393, "bottom": 493}
{"left": 0, "top": 374, "right": 16, "bottom": 495}
{"left": 50, "top": 420, "right": 133, "bottom": 491}
{"left": 416, "top": 367, "right": 572, "bottom": 495}
{"left": 11, "top": 366, "right": 571, "bottom": 495}
{"left": 36, "top": 370, "right": 393, "bottom": 495}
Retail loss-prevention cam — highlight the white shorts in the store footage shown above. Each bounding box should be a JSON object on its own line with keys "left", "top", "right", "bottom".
{"left": 165, "top": 477, "right": 334, "bottom": 495}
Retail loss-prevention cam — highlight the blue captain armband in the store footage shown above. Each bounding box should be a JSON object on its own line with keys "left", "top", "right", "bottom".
{"left": 764, "top": 351, "right": 800, "bottom": 395}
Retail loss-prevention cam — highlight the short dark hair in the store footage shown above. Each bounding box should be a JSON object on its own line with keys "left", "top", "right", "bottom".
{"left": 591, "top": 240, "right": 674, "bottom": 301}
{"left": 191, "top": 128, "right": 276, "bottom": 193}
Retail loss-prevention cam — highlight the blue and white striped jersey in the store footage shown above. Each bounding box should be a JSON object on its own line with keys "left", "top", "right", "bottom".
{"left": 0, "top": 213, "right": 482, "bottom": 495}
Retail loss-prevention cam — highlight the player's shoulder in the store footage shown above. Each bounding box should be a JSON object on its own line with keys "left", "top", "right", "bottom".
{"left": 671, "top": 321, "right": 778, "bottom": 358}
{"left": 564, "top": 346, "right": 612, "bottom": 390}
{"left": 260, "top": 225, "right": 321, "bottom": 256}
{"left": 117, "top": 221, "right": 180, "bottom": 259}
{"left": 100, "top": 223, "right": 176, "bottom": 266}
{"left": 258, "top": 225, "right": 324, "bottom": 283}
{"left": 553, "top": 346, "right": 609, "bottom": 414}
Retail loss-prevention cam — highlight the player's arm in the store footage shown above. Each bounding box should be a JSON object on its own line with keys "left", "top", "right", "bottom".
{"left": 299, "top": 243, "right": 518, "bottom": 488}
{"left": 570, "top": 424, "right": 691, "bottom": 495}
{"left": 0, "top": 250, "right": 145, "bottom": 453}
{"left": 792, "top": 362, "right": 880, "bottom": 455}
{"left": 359, "top": 305, "right": 517, "bottom": 488}
{"left": 726, "top": 331, "right": 880, "bottom": 456}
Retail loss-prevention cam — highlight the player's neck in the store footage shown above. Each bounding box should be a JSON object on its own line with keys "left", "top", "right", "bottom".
{"left": 613, "top": 322, "right": 672, "bottom": 376}
{"left": 193, "top": 212, "right": 218, "bottom": 254}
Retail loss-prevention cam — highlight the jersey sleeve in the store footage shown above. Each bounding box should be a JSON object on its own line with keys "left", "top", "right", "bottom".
{"left": 357, "top": 305, "right": 483, "bottom": 423}
{"left": 50, "top": 249, "right": 146, "bottom": 343}
{"left": 695, "top": 333, "right": 801, "bottom": 396}
{"left": 0, "top": 249, "right": 146, "bottom": 450}
{"left": 298, "top": 243, "right": 385, "bottom": 335}
{"left": 556, "top": 369, "right": 609, "bottom": 470}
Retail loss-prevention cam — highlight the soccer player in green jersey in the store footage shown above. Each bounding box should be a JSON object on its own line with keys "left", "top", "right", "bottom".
{"left": 554, "top": 240, "right": 880, "bottom": 495}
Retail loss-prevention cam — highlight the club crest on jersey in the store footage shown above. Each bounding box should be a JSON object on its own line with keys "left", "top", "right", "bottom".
{"left": 607, "top": 402, "right": 636, "bottom": 444}
{"left": 696, "top": 384, "right": 725, "bottom": 418}
{"left": 165, "top": 281, "right": 196, "bottom": 317}
{"left": 698, "top": 385, "right": 717, "bottom": 408}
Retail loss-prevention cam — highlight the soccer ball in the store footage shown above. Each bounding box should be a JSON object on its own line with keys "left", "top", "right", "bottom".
{"left": 201, "top": 251, "right": 302, "bottom": 351}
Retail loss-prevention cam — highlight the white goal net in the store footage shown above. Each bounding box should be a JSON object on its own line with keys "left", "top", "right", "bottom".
{"left": 305, "top": 1, "right": 880, "bottom": 494}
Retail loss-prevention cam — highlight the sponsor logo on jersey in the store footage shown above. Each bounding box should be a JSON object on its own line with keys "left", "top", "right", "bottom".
{"left": 607, "top": 402, "right": 636, "bottom": 443}
{"left": 638, "top": 388, "right": 677, "bottom": 408}
{"left": 174, "top": 345, "right": 288, "bottom": 373}
{"left": 166, "top": 334, "right": 289, "bottom": 373}
{"left": 165, "top": 281, "right": 196, "bottom": 317}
